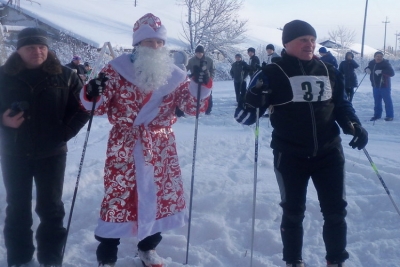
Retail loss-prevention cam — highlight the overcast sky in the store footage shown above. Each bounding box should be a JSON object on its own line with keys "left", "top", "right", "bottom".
{"left": 241, "top": 0, "right": 400, "bottom": 50}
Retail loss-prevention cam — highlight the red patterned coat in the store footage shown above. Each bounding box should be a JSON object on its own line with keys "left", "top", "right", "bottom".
{"left": 80, "top": 54, "right": 212, "bottom": 240}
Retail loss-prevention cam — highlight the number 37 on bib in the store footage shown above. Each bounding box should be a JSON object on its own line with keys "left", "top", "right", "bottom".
{"left": 289, "top": 76, "right": 332, "bottom": 102}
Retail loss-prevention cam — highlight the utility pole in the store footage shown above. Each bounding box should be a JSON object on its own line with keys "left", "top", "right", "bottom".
{"left": 395, "top": 32, "right": 400, "bottom": 57}
{"left": 361, "top": 0, "right": 368, "bottom": 58}
{"left": 382, "top": 17, "right": 390, "bottom": 55}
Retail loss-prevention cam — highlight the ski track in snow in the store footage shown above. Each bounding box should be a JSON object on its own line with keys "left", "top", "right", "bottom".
{"left": 0, "top": 76, "right": 400, "bottom": 267}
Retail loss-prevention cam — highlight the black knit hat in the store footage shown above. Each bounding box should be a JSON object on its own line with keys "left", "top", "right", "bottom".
{"left": 17, "top": 28, "right": 49, "bottom": 50}
{"left": 235, "top": 53, "right": 242, "bottom": 58}
{"left": 195, "top": 45, "right": 204, "bottom": 53}
{"left": 319, "top": 47, "right": 328, "bottom": 53}
{"left": 282, "top": 20, "right": 316, "bottom": 45}
{"left": 266, "top": 44, "right": 275, "bottom": 51}
{"left": 247, "top": 47, "right": 255, "bottom": 53}
{"left": 345, "top": 52, "right": 354, "bottom": 59}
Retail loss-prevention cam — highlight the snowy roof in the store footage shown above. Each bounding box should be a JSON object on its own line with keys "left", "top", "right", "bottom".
{"left": 348, "top": 43, "right": 378, "bottom": 56}
{"left": 0, "top": 0, "right": 188, "bottom": 49}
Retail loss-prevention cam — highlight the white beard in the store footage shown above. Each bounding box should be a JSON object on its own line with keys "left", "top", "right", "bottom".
{"left": 133, "top": 46, "right": 174, "bottom": 93}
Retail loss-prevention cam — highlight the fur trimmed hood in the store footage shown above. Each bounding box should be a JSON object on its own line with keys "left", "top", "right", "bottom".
{"left": 3, "top": 50, "right": 62, "bottom": 76}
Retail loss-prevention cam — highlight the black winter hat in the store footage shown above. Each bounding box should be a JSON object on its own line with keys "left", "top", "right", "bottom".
{"left": 195, "top": 45, "right": 204, "bottom": 53}
{"left": 318, "top": 47, "right": 328, "bottom": 53}
{"left": 266, "top": 44, "right": 275, "bottom": 51}
{"left": 345, "top": 52, "right": 354, "bottom": 59}
{"left": 17, "top": 28, "right": 48, "bottom": 50}
{"left": 282, "top": 20, "right": 316, "bottom": 45}
{"left": 235, "top": 53, "right": 242, "bottom": 58}
{"left": 247, "top": 47, "right": 255, "bottom": 53}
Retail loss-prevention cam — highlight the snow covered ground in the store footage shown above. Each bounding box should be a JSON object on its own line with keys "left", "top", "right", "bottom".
{"left": 0, "top": 73, "right": 399, "bottom": 267}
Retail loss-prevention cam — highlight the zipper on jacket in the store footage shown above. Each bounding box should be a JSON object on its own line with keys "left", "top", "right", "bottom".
{"left": 17, "top": 75, "right": 48, "bottom": 156}
{"left": 298, "top": 60, "right": 318, "bottom": 156}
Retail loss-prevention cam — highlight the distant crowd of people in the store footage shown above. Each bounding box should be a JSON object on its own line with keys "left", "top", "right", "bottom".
{"left": 61, "top": 33, "right": 395, "bottom": 123}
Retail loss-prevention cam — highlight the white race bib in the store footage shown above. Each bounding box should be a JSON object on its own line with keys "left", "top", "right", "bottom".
{"left": 289, "top": 76, "right": 332, "bottom": 102}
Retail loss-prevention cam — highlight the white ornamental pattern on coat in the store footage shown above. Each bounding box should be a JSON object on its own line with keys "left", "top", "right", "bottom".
{"left": 94, "top": 64, "right": 208, "bottom": 223}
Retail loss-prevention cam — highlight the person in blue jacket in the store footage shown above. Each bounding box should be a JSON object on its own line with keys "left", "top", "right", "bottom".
{"left": 319, "top": 47, "right": 338, "bottom": 68}
{"left": 365, "top": 51, "right": 395, "bottom": 121}
{"left": 235, "top": 20, "right": 368, "bottom": 267}
{"left": 339, "top": 52, "right": 359, "bottom": 102}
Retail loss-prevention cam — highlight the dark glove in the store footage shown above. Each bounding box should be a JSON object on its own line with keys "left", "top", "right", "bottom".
{"left": 245, "top": 79, "right": 270, "bottom": 109}
{"left": 192, "top": 63, "right": 209, "bottom": 85}
{"left": 349, "top": 124, "right": 368, "bottom": 150}
{"left": 86, "top": 73, "right": 109, "bottom": 99}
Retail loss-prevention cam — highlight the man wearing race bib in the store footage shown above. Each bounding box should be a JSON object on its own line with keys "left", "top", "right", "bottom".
{"left": 235, "top": 20, "right": 368, "bottom": 267}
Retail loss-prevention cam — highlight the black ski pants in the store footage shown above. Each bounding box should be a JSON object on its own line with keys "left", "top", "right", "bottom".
{"left": 233, "top": 81, "right": 247, "bottom": 104}
{"left": 95, "top": 232, "right": 162, "bottom": 264}
{"left": 1, "top": 153, "right": 67, "bottom": 266}
{"left": 273, "top": 147, "right": 349, "bottom": 264}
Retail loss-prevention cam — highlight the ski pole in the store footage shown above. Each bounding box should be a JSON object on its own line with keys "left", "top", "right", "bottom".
{"left": 354, "top": 72, "right": 367, "bottom": 95}
{"left": 185, "top": 60, "right": 206, "bottom": 264}
{"left": 61, "top": 76, "right": 104, "bottom": 263}
{"left": 250, "top": 108, "right": 260, "bottom": 267}
{"left": 363, "top": 148, "right": 400, "bottom": 217}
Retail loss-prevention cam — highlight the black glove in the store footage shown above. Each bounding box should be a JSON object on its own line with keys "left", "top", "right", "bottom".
{"left": 349, "top": 124, "right": 368, "bottom": 150}
{"left": 192, "top": 63, "right": 209, "bottom": 85}
{"left": 245, "top": 79, "right": 270, "bottom": 109}
{"left": 86, "top": 73, "right": 109, "bottom": 100}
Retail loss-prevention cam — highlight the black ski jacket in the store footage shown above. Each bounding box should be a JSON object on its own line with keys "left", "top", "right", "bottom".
{"left": 0, "top": 52, "right": 90, "bottom": 159}
{"left": 235, "top": 54, "right": 361, "bottom": 157}
{"left": 230, "top": 60, "right": 249, "bottom": 83}
{"left": 248, "top": 55, "right": 260, "bottom": 77}
{"left": 339, "top": 59, "right": 359, "bottom": 88}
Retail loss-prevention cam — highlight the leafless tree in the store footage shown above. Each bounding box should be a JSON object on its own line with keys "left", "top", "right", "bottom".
{"left": 328, "top": 26, "right": 356, "bottom": 61}
{"left": 178, "top": 0, "right": 247, "bottom": 59}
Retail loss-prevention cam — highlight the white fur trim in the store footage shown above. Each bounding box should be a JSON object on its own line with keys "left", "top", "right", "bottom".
{"left": 95, "top": 219, "right": 138, "bottom": 238}
{"left": 188, "top": 80, "right": 212, "bottom": 100}
{"left": 79, "top": 85, "right": 104, "bottom": 110}
{"left": 132, "top": 24, "right": 167, "bottom": 46}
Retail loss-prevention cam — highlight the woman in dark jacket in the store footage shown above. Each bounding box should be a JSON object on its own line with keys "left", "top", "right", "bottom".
{"left": 339, "top": 52, "right": 359, "bottom": 102}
